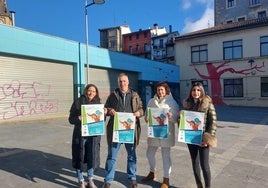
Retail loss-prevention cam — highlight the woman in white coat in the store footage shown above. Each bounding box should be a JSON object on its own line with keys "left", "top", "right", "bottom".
{"left": 142, "top": 81, "right": 179, "bottom": 188}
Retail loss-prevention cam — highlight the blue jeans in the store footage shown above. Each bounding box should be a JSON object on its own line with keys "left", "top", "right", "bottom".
{"left": 104, "top": 143, "right": 137, "bottom": 183}
{"left": 76, "top": 167, "right": 94, "bottom": 181}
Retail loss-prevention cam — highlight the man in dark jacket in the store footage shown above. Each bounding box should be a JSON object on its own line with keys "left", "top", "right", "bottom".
{"left": 102, "top": 73, "right": 144, "bottom": 188}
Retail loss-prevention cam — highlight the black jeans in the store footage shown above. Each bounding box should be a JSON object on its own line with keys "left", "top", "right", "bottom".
{"left": 187, "top": 144, "right": 211, "bottom": 187}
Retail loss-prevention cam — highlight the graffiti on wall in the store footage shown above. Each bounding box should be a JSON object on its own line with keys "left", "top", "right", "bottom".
{"left": 0, "top": 80, "right": 59, "bottom": 120}
{"left": 194, "top": 61, "right": 266, "bottom": 105}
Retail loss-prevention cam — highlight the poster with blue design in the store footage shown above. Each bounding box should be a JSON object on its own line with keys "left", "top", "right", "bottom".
{"left": 81, "top": 104, "right": 105, "bottom": 136}
{"left": 147, "top": 107, "right": 169, "bottom": 139}
{"left": 112, "top": 112, "right": 136, "bottom": 144}
{"left": 178, "top": 110, "right": 204, "bottom": 145}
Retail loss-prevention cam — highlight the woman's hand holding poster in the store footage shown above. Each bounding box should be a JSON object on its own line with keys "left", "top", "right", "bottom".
{"left": 112, "top": 112, "right": 136, "bottom": 144}
{"left": 147, "top": 107, "right": 169, "bottom": 139}
{"left": 178, "top": 110, "right": 204, "bottom": 145}
{"left": 81, "top": 104, "right": 105, "bottom": 136}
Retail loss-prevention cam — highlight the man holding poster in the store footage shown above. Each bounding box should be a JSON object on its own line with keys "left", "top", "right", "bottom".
{"left": 181, "top": 82, "right": 217, "bottom": 188}
{"left": 102, "top": 73, "right": 144, "bottom": 188}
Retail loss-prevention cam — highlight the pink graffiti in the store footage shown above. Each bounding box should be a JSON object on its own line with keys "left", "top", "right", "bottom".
{"left": 0, "top": 80, "right": 59, "bottom": 120}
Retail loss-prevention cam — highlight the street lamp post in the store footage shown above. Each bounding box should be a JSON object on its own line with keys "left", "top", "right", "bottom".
{"left": 85, "top": 0, "right": 105, "bottom": 84}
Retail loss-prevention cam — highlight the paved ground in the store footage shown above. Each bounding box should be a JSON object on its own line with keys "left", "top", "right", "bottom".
{"left": 0, "top": 106, "right": 268, "bottom": 188}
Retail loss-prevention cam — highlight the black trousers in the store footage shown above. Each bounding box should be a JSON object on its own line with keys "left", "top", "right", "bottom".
{"left": 187, "top": 144, "right": 211, "bottom": 187}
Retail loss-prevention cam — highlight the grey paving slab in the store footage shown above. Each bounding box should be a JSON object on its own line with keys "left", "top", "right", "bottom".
{"left": 0, "top": 106, "right": 268, "bottom": 188}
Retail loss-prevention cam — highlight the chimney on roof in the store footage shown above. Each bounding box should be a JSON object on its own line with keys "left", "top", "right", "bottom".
{"left": 10, "top": 10, "right": 15, "bottom": 26}
{"left": 153, "top": 23, "right": 158, "bottom": 30}
{"left": 169, "top": 25, "right": 172, "bottom": 33}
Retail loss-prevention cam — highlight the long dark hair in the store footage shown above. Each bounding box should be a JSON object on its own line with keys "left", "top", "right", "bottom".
{"left": 186, "top": 82, "right": 205, "bottom": 102}
{"left": 83, "top": 84, "right": 100, "bottom": 101}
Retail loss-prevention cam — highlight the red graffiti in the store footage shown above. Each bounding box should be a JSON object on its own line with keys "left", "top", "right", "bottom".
{"left": 194, "top": 61, "right": 266, "bottom": 105}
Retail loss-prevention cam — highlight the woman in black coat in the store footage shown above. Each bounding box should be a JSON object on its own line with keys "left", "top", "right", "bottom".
{"left": 69, "top": 84, "right": 102, "bottom": 188}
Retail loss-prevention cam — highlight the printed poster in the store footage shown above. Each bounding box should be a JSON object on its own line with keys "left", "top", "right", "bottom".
{"left": 81, "top": 104, "right": 105, "bottom": 136}
{"left": 147, "top": 107, "right": 169, "bottom": 139}
{"left": 112, "top": 112, "right": 136, "bottom": 144}
{"left": 178, "top": 110, "right": 204, "bottom": 145}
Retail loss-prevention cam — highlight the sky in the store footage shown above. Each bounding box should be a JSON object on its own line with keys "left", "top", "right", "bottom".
{"left": 7, "top": 0, "right": 214, "bottom": 46}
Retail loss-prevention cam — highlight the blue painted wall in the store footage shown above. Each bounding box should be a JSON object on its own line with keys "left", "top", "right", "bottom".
{"left": 0, "top": 24, "right": 180, "bottom": 102}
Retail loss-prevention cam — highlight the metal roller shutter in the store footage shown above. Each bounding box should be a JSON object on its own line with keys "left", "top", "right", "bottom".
{"left": 88, "top": 68, "right": 138, "bottom": 102}
{"left": 0, "top": 56, "right": 73, "bottom": 123}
